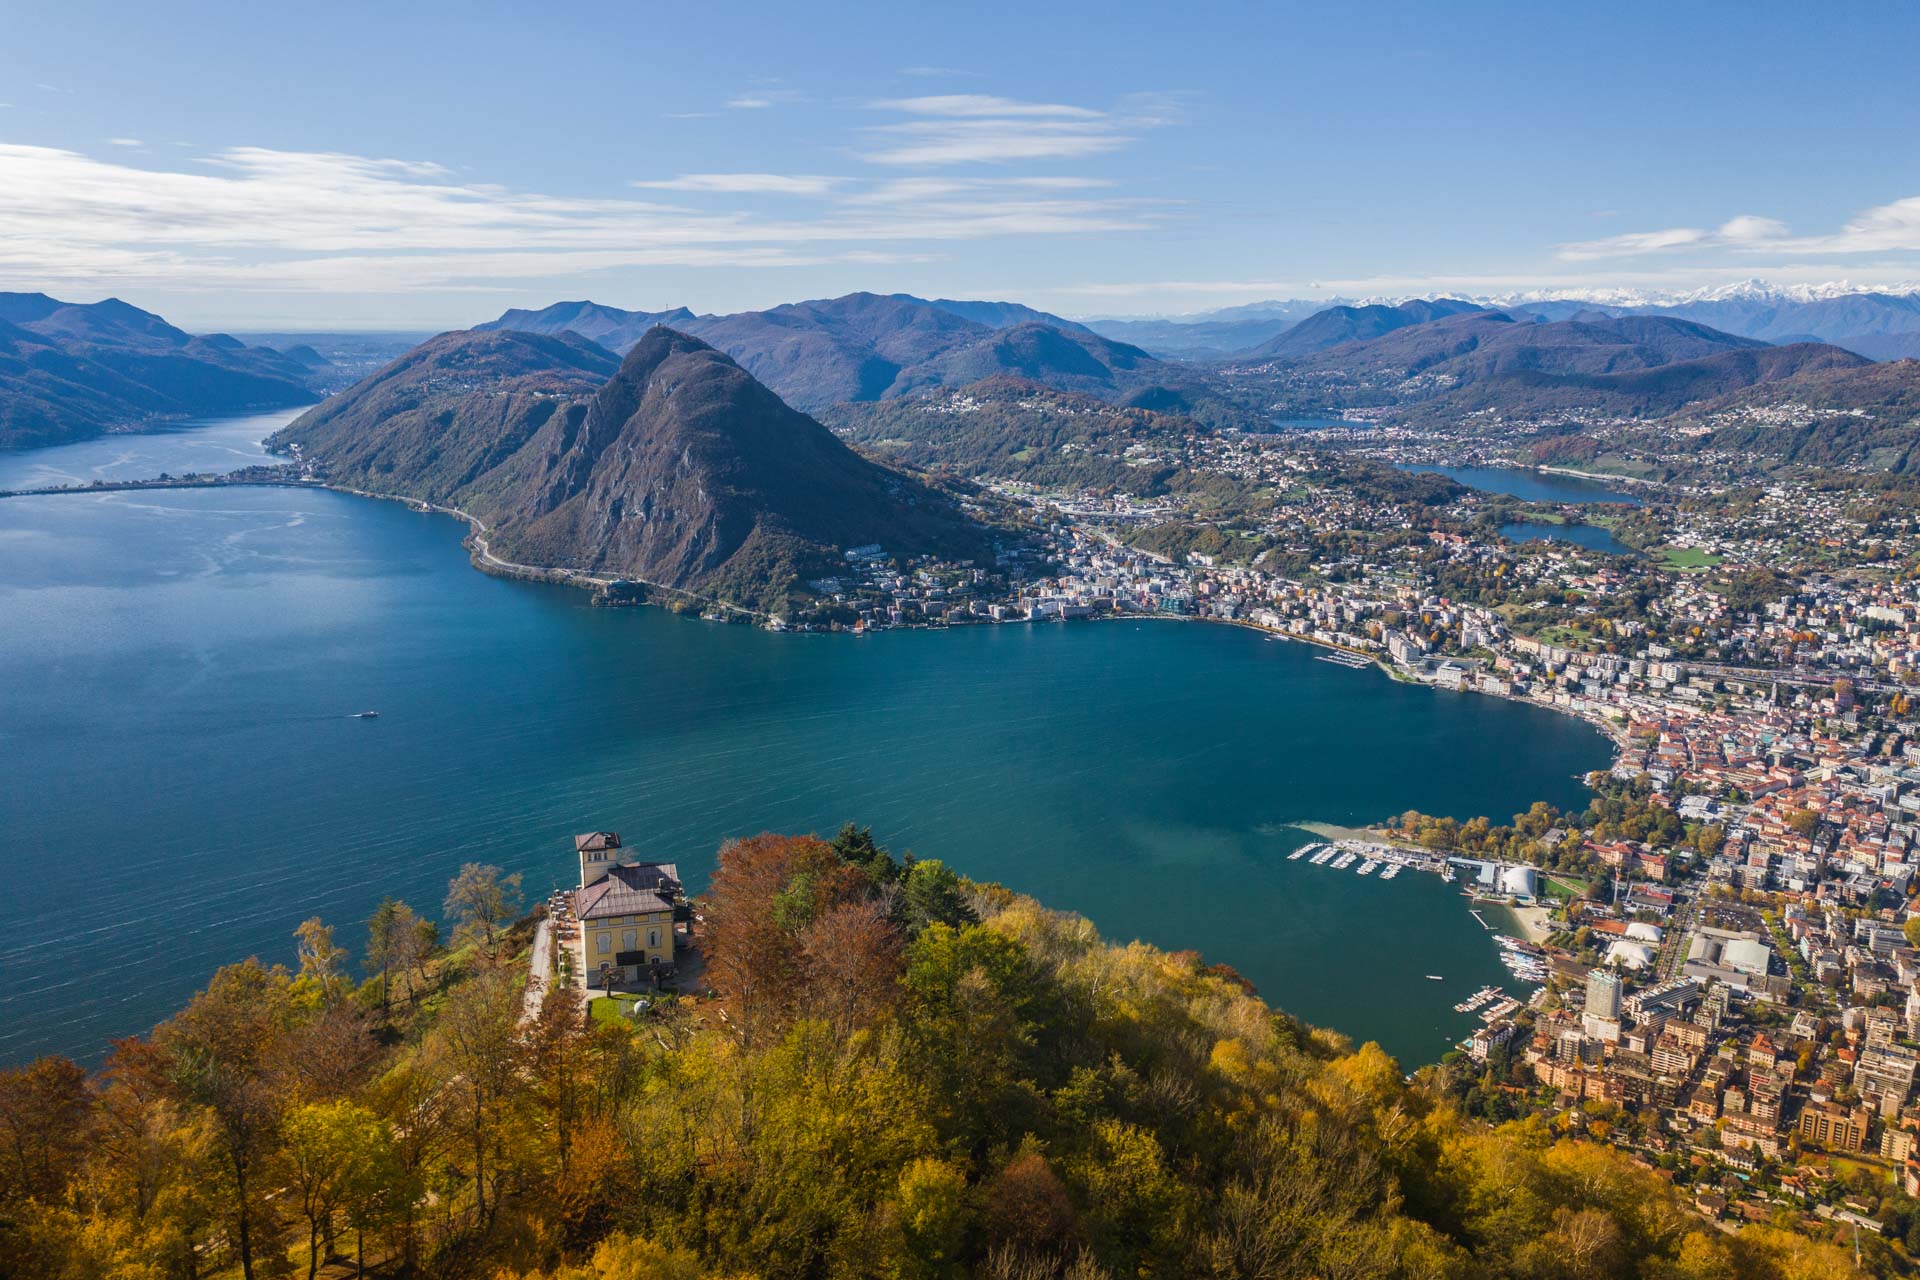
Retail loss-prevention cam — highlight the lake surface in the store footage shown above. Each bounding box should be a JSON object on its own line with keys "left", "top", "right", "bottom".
{"left": 1398, "top": 464, "right": 1643, "bottom": 506}
{"left": 0, "top": 436, "right": 1610, "bottom": 1070}
{"left": 1499, "top": 520, "right": 1635, "bottom": 555}
{"left": 0, "top": 408, "right": 298, "bottom": 492}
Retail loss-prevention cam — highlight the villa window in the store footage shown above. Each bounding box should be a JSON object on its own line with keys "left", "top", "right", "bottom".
{"left": 623, "top": 929, "right": 637, "bottom": 950}
{"left": 648, "top": 928, "right": 660, "bottom": 948}
{"left": 597, "top": 933, "right": 610, "bottom": 954}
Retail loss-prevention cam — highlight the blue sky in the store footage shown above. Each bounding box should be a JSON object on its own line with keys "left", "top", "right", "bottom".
{"left": 3, "top": 0, "right": 1918, "bottom": 327}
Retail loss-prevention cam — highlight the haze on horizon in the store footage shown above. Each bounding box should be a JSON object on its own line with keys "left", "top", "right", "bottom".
{"left": 4, "top": 0, "right": 1919, "bottom": 330}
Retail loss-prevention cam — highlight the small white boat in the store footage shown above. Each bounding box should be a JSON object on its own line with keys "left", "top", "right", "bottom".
{"left": 352, "top": 711, "right": 379, "bottom": 719}
{"left": 1425, "top": 974, "right": 1444, "bottom": 981}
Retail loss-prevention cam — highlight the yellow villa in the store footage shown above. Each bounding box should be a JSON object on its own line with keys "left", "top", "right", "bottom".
{"left": 570, "top": 831, "right": 683, "bottom": 987}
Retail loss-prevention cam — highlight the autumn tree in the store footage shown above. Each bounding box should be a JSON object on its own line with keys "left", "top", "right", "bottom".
{"left": 293, "top": 916, "right": 349, "bottom": 1006}
{"left": 155, "top": 958, "right": 296, "bottom": 1280}
{"left": 703, "top": 833, "right": 864, "bottom": 1044}
{"left": 0, "top": 1055, "right": 91, "bottom": 1205}
{"left": 444, "top": 863, "right": 524, "bottom": 957}
{"left": 801, "top": 897, "right": 905, "bottom": 1037}
{"left": 427, "top": 962, "right": 527, "bottom": 1225}
{"left": 280, "top": 1099, "right": 394, "bottom": 1280}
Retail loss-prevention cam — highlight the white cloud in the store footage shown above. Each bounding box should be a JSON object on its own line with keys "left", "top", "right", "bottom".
{"left": 864, "top": 119, "right": 1131, "bottom": 166}
{"left": 631, "top": 173, "right": 841, "bottom": 195}
{"left": 1783, "top": 196, "right": 1920, "bottom": 254}
{"left": 1560, "top": 211, "right": 1808, "bottom": 261}
{"left": 844, "top": 175, "right": 1114, "bottom": 205}
{"left": 107, "top": 138, "right": 144, "bottom": 148}
{"left": 726, "top": 96, "right": 773, "bottom": 110}
{"left": 870, "top": 94, "right": 1103, "bottom": 119}
{"left": 0, "top": 142, "right": 1157, "bottom": 295}
{"left": 859, "top": 95, "right": 1163, "bottom": 166}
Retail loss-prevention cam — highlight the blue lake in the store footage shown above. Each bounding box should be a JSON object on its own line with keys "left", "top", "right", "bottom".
{"left": 0, "top": 421, "right": 1613, "bottom": 1069}
{"left": 1500, "top": 520, "right": 1635, "bottom": 555}
{"left": 1399, "top": 464, "right": 1644, "bottom": 506}
{"left": 0, "top": 408, "right": 296, "bottom": 492}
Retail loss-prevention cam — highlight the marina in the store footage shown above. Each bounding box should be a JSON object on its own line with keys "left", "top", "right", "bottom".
{"left": 1313, "top": 650, "right": 1373, "bottom": 669}
{"left": 1291, "top": 837, "right": 1550, "bottom": 1049}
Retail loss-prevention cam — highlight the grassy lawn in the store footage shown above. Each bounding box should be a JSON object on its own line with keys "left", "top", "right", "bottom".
{"left": 1830, "top": 1155, "right": 1895, "bottom": 1185}
{"left": 1658, "top": 546, "right": 1722, "bottom": 570}
{"left": 589, "top": 992, "right": 654, "bottom": 1025}
{"left": 1544, "top": 875, "right": 1592, "bottom": 901}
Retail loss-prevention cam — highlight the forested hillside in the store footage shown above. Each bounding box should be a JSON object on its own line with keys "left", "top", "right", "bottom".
{"left": 0, "top": 830, "right": 1868, "bottom": 1279}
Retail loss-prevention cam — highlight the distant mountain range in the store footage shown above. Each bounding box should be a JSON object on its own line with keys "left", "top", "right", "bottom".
{"left": 1081, "top": 300, "right": 1331, "bottom": 359}
{"left": 271, "top": 327, "right": 990, "bottom": 613}
{"left": 1083, "top": 281, "right": 1920, "bottom": 363}
{"left": 1248, "top": 310, "right": 1875, "bottom": 422}
{"left": 1247, "top": 299, "right": 1488, "bottom": 359}
{"left": 0, "top": 293, "right": 319, "bottom": 449}
{"left": 476, "top": 291, "right": 1198, "bottom": 417}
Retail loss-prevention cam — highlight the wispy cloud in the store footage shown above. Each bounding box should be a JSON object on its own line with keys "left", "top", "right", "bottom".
{"left": 0, "top": 142, "right": 1158, "bottom": 294}
{"left": 1560, "top": 212, "right": 1790, "bottom": 260}
{"left": 631, "top": 173, "right": 841, "bottom": 196}
{"left": 843, "top": 176, "right": 1114, "bottom": 205}
{"left": 869, "top": 95, "right": 1104, "bottom": 119}
{"left": 726, "top": 97, "right": 773, "bottom": 110}
{"left": 859, "top": 94, "right": 1168, "bottom": 166}
{"left": 1786, "top": 195, "right": 1920, "bottom": 255}
{"left": 107, "top": 137, "right": 145, "bottom": 148}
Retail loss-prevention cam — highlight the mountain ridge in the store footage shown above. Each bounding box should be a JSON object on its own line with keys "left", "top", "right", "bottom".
{"left": 0, "top": 292, "right": 318, "bottom": 448}
{"left": 272, "top": 326, "right": 992, "bottom": 613}
{"left": 475, "top": 291, "right": 1202, "bottom": 416}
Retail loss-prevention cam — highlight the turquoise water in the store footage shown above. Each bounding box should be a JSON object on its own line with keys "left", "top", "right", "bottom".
{"left": 1499, "top": 520, "right": 1634, "bottom": 555}
{"left": 0, "top": 408, "right": 298, "bottom": 492}
{"left": 1399, "top": 464, "right": 1644, "bottom": 506}
{"left": 0, "top": 452, "right": 1610, "bottom": 1070}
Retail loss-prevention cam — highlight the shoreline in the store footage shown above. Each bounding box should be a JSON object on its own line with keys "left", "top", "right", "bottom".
{"left": 3, "top": 466, "right": 1631, "bottom": 780}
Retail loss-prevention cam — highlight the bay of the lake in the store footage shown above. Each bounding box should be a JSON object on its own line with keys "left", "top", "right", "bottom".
{"left": 0, "top": 422, "right": 1612, "bottom": 1068}
{"left": 0, "top": 408, "right": 291, "bottom": 491}
{"left": 1499, "top": 520, "right": 1635, "bottom": 555}
{"left": 1396, "top": 463, "right": 1644, "bottom": 507}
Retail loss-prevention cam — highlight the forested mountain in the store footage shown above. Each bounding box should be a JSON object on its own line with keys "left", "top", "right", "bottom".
{"left": 477, "top": 291, "right": 1209, "bottom": 416}
{"left": 0, "top": 828, "right": 1866, "bottom": 1279}
{"left": 475, "top": 301, "right": 698, "bottom": 353}
{"left": 273, "top": 327, "right": 990, "bottom": 612}
{"left": 266, "top": 328, "right": 621, "bottom": 498}
{"left": 0, "top": 292, "right": 318, "bottom": 448}
{"left": 1247, "top": 298, "right": 1488, "bottom": 358}
{"left": 1246, "top": 311, "right": 1872, "bottom": 421}
{"left": 672, "top": 291, "right": 992, "bottom": 407}
{"left": 900, "top": 294, "right": 1092, "bottom": 334}
{"left": 1675, "top": 358, "right": 1920, "bottom": 473}
{"left": 885, "top": 322, "right": 1162, "bottom": 399}
{"left": 827, "top": 374, "right": 1200, "bottom": 492}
